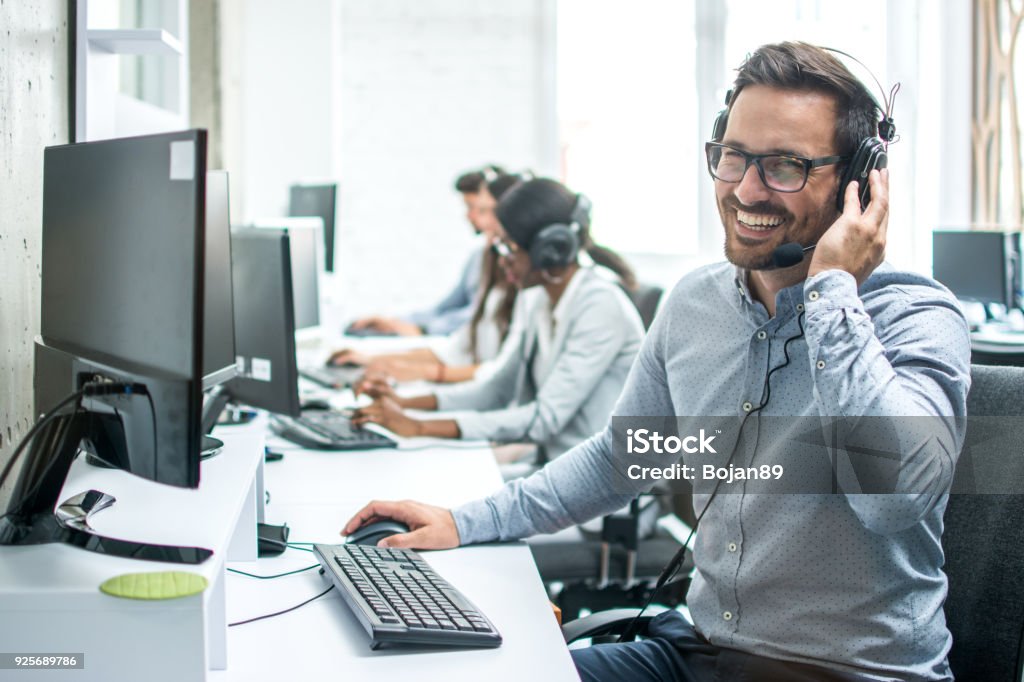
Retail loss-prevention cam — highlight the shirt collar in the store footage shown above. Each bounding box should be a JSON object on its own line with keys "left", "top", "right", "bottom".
{"left": 550, "top": 266, "right": 589, "bottom": 326}
{"left": 732, "top": 265, "right": 806, "bottom": 322}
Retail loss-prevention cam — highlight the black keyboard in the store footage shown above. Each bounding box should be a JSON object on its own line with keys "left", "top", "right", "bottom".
{"left": 270, "top": 411, "right": 397, "bottom": 450}
{"left": 313, "top": 543, "right": 502, "bottom": 650}
{"left": 299, "top": 365, "right": 363, "bottom": 389}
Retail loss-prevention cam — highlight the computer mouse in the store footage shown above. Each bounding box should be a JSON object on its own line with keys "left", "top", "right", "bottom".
{"left": 345, "top": 519, "right": 410, "bottom": 546}
{"left": 301, "top": 398, "right": 332, "bottom": 411}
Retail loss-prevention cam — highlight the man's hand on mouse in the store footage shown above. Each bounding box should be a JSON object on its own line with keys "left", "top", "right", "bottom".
{"left": 343, "top": 499, "right": 460, "bottom": 550}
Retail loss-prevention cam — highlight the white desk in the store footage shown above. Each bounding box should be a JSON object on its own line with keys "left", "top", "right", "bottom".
{"left": 0, "top": 424, "right": 265, "bottom": 682}
{"left": 211, "top": 436, "right": 579, "bottom": 681}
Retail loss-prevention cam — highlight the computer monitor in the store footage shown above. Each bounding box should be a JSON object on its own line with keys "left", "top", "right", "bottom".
{"left": 224, "top": 228, "right": 302, "bottom": 418}
{"left": 247, "top": 217, "right": 322, "bottom": 333}
{"left": 203, "top": 170, "right": 238, "bottom": 388}
{"left": 289, "top": 183, "right": 338, "bottom": 272}
{"left": 2, "top": 130, "right": 214, "bottom": 563}
{"left": 287, "top": 225, "right": 320, "bottom": 331}
{"left": 933, "top": 230, "right": 1021, "bottom": 309}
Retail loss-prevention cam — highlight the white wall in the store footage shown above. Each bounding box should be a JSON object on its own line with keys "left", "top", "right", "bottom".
{"left": 223, "top": 0, "right": 557, "bottom": 324}
{"left": 0, "top": 1, "right": 69, "bottom": 502}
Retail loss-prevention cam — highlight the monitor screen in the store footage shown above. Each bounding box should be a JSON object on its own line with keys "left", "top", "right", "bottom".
{"left": 227, "top": 228, "right": 302, "bottom": 417}
{"left": 288, "top": 225, "right": 321, "bottom": 330}
{"left": 289, "top": 183, "right": 337, "bottom": 272}
{"left": 933, "top": 230, "right": 1016, "bottom": 307}
{"left": 203, "top": 170, "right": 238, "bottom": 388}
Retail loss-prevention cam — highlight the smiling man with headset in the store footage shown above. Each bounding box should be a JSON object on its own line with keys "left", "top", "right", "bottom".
{"left": 342, "top": 42, "right": 970, "bottom": 681}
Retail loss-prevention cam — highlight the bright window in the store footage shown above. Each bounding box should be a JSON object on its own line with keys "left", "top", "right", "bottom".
{"left": 557, "top": 0, "right": 698, "bottom": 255}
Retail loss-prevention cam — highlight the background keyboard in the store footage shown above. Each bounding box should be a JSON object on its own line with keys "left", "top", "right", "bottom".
{"left": 271, "top": 411, "right": 397, "bottom": 450}
{"left": 313, "top": 543, "right": 502, "bottom": 649}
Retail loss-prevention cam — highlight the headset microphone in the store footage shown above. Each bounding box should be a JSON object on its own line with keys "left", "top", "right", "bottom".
{"left": 771, "top": 242, "right": 816, "bottom": 268}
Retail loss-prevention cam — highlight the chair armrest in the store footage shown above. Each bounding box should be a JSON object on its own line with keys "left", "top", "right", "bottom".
{"left": 562, "top": 607, "right": 663, "bottom": 643}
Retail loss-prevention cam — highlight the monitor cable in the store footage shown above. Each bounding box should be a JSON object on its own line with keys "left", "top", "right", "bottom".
{"left": 0, "top": 382, "right": 157, "bottom": 509}
{"left": 228, "top": 562, "right": 321, "bottom": 580}
{"left": 228, "top": 585, "right": 336, "bottom": 628}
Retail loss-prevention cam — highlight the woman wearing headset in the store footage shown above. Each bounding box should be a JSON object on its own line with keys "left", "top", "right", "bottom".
{"left": 351, "top": 178, "right": 644, "bottom": 464}
{"left": 328, "top": 173, "right": 523, "bottom": 384}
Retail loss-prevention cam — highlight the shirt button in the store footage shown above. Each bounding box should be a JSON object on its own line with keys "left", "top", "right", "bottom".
{"left": 742, "top": 401, "right": 753, "bottom": 413}
{"left": 756, "top": 331, "right": 767, "bottom": 341}
{"left": 816, "top": 360, "right": 826, "bottom": 370}
{"left": 796, "top": 303, "right": 805, "bottom": 312}
{"left": 808, "top": 291, "right": 820, "bottom": 301}
{"left": 723, "top": 611, "right": 733, "bottom": 621}
{"left": 728, "top": 542, "right": 737, "bottom": 552}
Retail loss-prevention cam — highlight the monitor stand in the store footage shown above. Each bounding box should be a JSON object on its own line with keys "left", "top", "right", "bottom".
{"left": 0, "top": 412, "right": 213, "bottom": 564}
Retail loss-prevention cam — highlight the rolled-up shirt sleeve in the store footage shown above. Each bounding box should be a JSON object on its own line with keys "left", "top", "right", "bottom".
{"left": 801, "top": 269, "right": 971, "bottom": 534}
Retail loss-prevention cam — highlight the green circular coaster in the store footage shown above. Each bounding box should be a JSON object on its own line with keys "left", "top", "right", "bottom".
{"left": 100, "top": 571, "right": 208, "bottom": 600}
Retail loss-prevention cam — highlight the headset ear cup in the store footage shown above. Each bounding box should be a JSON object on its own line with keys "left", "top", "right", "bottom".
{"left": 529, "top": 224, "right": 578, "bottom": 271}
{"left": 836, "top": 138, "right": 886, "bottom": 212}
{"left": 712, "top": 109, "right": 728, "bottom": 142}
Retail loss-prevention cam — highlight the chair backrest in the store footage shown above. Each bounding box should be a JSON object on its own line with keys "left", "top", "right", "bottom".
{"left": 944, "top": 364, "right": 1024, "bottom": 681}
{"left": 624, "top": 282, "right": 664, "bottom": 331}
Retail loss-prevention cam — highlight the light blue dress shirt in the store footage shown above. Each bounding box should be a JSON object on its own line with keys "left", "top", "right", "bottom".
{"left": 453, "top": 262, "right": 971, "bottom": 681}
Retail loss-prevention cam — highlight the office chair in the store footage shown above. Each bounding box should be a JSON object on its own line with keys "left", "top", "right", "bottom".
{"left": 562, "top": 364, "right": 1024, "bottom": 682}
{"left": 530, "top": 485, "right": 696, "bottom": 622}
{"left": 943, "top": 364, "right": 1024, "bottom": 681}
{"left": 621, "top": 282, "right": 664, "bottom": 331}
{"left": 970, "top": 345, "right": 1024, "bottom": 367}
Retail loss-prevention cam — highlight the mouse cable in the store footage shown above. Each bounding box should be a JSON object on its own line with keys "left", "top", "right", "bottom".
{"left": 227, "top": 563, "right": 321, "bottom": 580}
{"left": 228, "top": 585, "right": 335, "bottom": 627}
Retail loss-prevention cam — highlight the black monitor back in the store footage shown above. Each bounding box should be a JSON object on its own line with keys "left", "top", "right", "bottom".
{"left": 289, "top": 183, "right": 337, "bottom": 272}
{"left": 42, "top": 130, "right": 206, "bottom": 379}
{"left": 203, "top": 170, "right": 238, "bottom": 388}
{"left": 933, "top": 230, "right": 1019, "bottom": 307}
{"left": 228, "top": 228, "right": 302, "bottom": 417}
{"left": 39, "top": 130, "right": 208, "bottom": 488}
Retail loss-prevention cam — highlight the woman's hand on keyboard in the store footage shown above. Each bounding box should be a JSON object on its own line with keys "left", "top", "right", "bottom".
{"left": 353, "top": 376, "right": 399, "bottom": 403}
{"left": 351, "top": 397, "right": 421, "bottom": 436}
{"left": 342, "top": 499, "right": 460, "bottom": 550}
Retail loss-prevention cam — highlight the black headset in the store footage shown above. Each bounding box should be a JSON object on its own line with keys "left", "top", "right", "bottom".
{"left": 526, "top": 194, "right": 592, "bottom": 271}
{"left": 710, "top": 47, "right": 897, "bottom": 213}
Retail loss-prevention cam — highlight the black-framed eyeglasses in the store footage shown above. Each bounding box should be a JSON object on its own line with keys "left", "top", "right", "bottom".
{"left": 705, "top": 142, "right": 849, "bottom": 193}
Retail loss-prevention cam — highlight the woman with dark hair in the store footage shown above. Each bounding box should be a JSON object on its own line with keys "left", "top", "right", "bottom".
{"left": 351, "top": 178, "right": 644, "bottom": 464}
{"left": 328, "top": 173, "right": 523, "bottom": 383}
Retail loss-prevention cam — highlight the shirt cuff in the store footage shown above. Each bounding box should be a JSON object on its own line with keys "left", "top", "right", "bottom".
{"left": 451, "top": 498, "right": 500, "bottom": 545}
{"left": 449, "top": 412, "right": 487, "bottom": 440}
{"left": 803, "top": 269, "right": 862, "bottom": 311}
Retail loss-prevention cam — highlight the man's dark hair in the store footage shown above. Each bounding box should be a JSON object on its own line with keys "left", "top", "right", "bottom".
{"left": 454, "top": 164, "right": 506, "bottom": 193}
{"left": 487, "top": 173, "right": 522, "bottom": 201}
{"left": 730, "top": 41, "right": 879, "bottom": 158}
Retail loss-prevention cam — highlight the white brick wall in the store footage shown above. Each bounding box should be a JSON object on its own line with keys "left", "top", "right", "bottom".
{"left": 225, "top": 0, "right": 557, "bottom": 326}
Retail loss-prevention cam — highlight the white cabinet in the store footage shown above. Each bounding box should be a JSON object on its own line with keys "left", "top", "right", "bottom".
{"left": 0, "top": 423, "right": 264, "bottom": 682}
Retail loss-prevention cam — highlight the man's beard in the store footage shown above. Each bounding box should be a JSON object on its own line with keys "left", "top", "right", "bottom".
{"left": 718, "top": 196, "right": 839, "bottom": 271}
